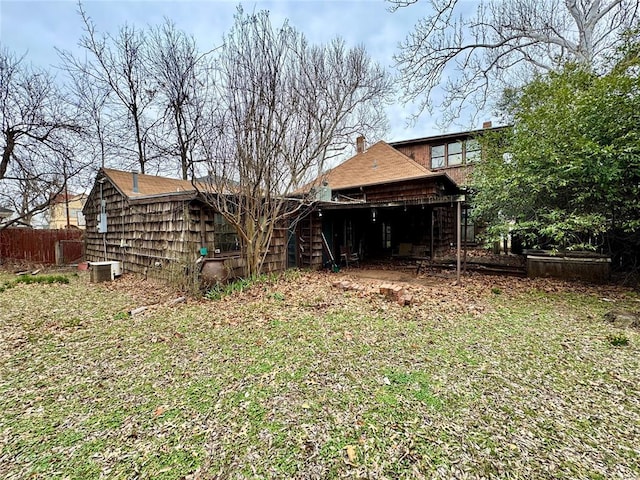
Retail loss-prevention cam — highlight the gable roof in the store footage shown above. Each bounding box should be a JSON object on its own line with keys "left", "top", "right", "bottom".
{"left": 101, "top": 168, "right": 197, "bottom": 199}
{"left": 318, "top": 140, "right": 435, "bottom": 191}
{"left": 51, "top": 192, "right": 87, "bottom": 205}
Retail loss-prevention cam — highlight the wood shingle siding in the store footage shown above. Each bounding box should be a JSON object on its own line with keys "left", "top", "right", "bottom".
{"left": 83, "top": 168, "right": 290, "bottom": 286}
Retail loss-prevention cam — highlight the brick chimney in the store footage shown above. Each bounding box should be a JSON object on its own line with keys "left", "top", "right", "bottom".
{"left": 356, "top": 136, "right": 365, "bottom": 154}
{"left": 482, "top": 121, "right": 492, "bottom": 129}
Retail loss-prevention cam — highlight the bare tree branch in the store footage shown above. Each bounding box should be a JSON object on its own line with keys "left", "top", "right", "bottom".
{"left": 392, "top": 0, "right": 639, "bottom": 125}
{"left": 66, "top": 1, "right": 154, "bottom": 174}
{"left": 1, "top": 46, "right": 88, "bottom": 229}
{"left": 147, "top": 20, "right": 215, "bottom": 180}
{"left": 198, "top": 8, "right": 393, "bottom": 276}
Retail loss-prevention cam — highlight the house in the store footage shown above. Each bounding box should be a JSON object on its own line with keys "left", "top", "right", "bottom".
{"left": 48, "top": 192, "right": 87, "bottom": 229}
{"left": 299, "top": 124, "right": 506, "bottom": 275}
{"left": 0, "top": 206, "right": 32, "bottom": 228}
{"left": 0, "top": 206, "right": 13, "bottom": 226}
{"left": 82, "top": 168, "right": 303, "bottom": 283}
{"left": 83, "top": 125, "right": 503, "bottom": 283}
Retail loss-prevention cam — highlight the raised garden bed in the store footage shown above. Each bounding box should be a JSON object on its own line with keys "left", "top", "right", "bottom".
{"left": 525, "top": 250, "right": 611, "bottom": 283}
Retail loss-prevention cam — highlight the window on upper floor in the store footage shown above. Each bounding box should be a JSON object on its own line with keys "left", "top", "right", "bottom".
{"left": 431, "top": 139, "right": 481, "bottom": 169}
{"left": 466, "top": 139, "right": 481, "bottom": 163}
{"left": 431, "top": 145, "right": 445, "bottom": 168}
{"left": 448, "top": 141, "right": 463, "bottom": 166}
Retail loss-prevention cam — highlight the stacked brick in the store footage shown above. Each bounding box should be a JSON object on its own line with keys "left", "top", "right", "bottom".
{"left": 332, "top": 280, "right": 414, "bottom": 306}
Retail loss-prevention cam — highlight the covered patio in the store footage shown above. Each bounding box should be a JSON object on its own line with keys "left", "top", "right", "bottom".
{"left": 317, "top": 194, "right": 467, "bottom": 281}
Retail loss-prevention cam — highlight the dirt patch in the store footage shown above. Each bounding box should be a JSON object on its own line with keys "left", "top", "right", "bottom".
{"left": 338, "top": 267, "right": 454, "bottom": 286}
{"left": 96, "top": 272, "right": 187, "bottom": 306}
{"left": 604, "top": 310, "right": 640, "bottom": 330}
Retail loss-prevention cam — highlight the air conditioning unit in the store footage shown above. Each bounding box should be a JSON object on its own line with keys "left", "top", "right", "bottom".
{"left": 89, "top": 261, "right": 123, "bottom": 282}
{"left": 111, "top": 261, "right": 123, "bottom": 277}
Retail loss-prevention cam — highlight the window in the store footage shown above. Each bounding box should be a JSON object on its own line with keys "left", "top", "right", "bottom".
{"left": 461, "top": 208, "right": 476, "bottom": 244}
{"left": 431, "top": 138, "right": 482, "bottom": 168}
{"left": 448, "top": 142, "right": 463, "bottom": 165}
{"left": 382, "top": 222, "right": 392, "bottom": 249}
{"left": 431, "top": 145, "right": 445, "bottom": 168}
{"left": 465, "top": 139, "right": 481, "bottom": 163}
{"left": 214, "top": 213, "right": 240, "bottom": 252}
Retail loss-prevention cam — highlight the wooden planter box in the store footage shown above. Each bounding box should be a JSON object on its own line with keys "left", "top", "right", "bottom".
{"left": 525, "top": 250, "right": 610, "bottom": 283}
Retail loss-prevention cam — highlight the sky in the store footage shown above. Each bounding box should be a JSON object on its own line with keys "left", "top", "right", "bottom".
{"left": 0, "top": 0, "right": 485, "bottom": 142}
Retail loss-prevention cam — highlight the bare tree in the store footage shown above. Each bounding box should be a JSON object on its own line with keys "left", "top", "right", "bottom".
{"left": 63, "top": 59, "right": 113, "bottom": 169}
{"left": 66, "top": 3, "right": 154, "bottom": 174}
{"left": 0, "top": 47, "right": 86, "bottom": 229}
{"left": 391, "top": 0, "right": 639, "bottom": 124}
{"left": 147, "top": 21, "right": 214, "bottom": 180}
{"left": 198, "top": 8, "right": 393, "bottom": 277}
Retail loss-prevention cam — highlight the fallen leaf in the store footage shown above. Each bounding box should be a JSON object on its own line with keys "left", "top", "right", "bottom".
{"left": 345, "top": 445, "right": 356, "bottom": 463}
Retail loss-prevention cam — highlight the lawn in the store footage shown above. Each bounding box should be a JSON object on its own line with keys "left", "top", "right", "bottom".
{"left": 1, "top": 269, "right": 639, "bottom": 479}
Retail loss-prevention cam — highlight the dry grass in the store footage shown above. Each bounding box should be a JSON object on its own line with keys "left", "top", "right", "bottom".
{"left": 1, "top": 269, "right": 639, "bottom": 479}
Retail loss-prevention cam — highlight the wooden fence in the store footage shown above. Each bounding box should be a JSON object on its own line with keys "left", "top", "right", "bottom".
{"left": 0, "top": 228, "right": 84, "bottom": 264}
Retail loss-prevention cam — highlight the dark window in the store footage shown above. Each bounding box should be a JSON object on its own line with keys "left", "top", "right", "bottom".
{"left": 214, "top": 213, "right": 240, "bottom": 252}
{"left": 382, "top": 222, "right": 392, "bottom": 249}
{"left": 462, "top": 208, "right": 476, "bottom": 244}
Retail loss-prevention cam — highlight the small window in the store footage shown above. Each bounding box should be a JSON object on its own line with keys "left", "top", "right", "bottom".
{"left": 466, "top": 139, "right": 481, "bottom": 163}
{"left": 448, "top": 142, "right": 463, "bottom": 166}
{"left": 382, "top": 222, "right": 392, "bottom": 249}
{"left": 462, "top": 208, "right": 476, "bottom": 244}
{"left": 431, "top": 144, "right": 445, "bottom": 168}
{"left": 214, "top": 213, "right": 240, "bottom": 252}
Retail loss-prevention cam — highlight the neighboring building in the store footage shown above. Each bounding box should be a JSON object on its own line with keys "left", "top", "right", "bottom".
{"left": 0, "top": 206, "right": 32, "bottom": 228}
{"left": 0, "top": 206, "right": 13, "bottom": 226}
{"left": 49, "top": 192, "right": 87, "bottom": 229}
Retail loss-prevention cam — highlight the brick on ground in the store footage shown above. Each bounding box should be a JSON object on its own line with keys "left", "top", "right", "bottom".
{"left": 398, "top": 294, "right": 413, "bottom": 306}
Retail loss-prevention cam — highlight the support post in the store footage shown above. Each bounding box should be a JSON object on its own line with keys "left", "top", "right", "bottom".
{"left": 430, "top": 208, "right": 434, "bottom": 259}
{"left": 65, "top": 185, "right": 71, "bottom": 229}
{"left": 456, "top": 200, "right": 461, "bottom": 283}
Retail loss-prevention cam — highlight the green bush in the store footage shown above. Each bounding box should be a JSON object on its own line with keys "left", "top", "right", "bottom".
{"left": 0, "top": 274, "right": 70, "bottom": 293}
{"left": 606, "top": 333, "right": 630, "bottom": 347}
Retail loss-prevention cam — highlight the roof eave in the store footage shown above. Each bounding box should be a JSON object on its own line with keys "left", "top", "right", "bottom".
{"left": 390, "top": 125, "right": 511, "bottom": 147}
{"left": 329, "top": 171, "right": 459, "bottom": 192}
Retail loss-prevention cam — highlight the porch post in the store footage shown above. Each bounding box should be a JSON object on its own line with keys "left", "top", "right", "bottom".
{"left": 456, "top": 200, "right": 461, "bottom": 283}
{"left": 430, "top": 208, "right": 434, "bottom": 259}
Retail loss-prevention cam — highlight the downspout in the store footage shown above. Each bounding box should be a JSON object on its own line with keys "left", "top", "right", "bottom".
{"left": 100, "top": 180, "right": 107, "bottom": 261}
